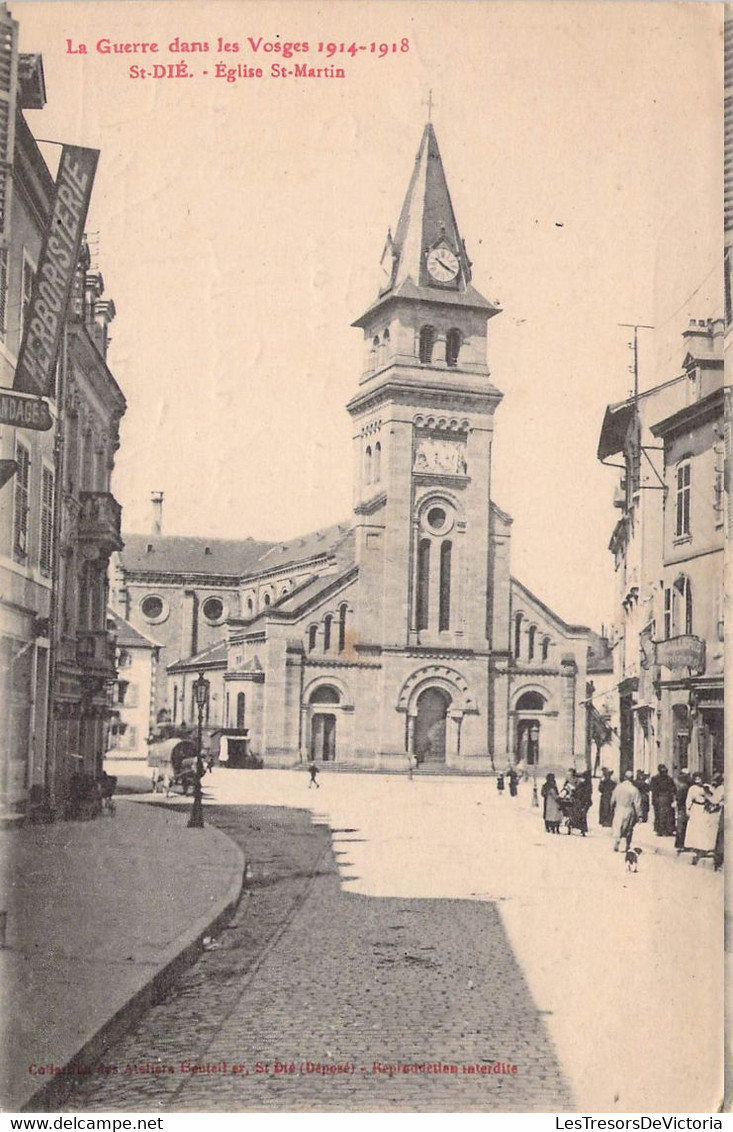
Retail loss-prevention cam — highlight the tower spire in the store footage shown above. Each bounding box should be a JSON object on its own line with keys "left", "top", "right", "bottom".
{"left": 390, "top": 122, "right": 471, "bottom": 292}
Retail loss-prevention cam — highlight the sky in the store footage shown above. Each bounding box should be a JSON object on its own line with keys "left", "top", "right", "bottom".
{"left": 13, "top": 0, "right": 723, "bottom": 630}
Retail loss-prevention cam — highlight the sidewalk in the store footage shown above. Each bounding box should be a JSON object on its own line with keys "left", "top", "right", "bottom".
{"left": 0, "top": 798, "right": 245, "bottom": 1112}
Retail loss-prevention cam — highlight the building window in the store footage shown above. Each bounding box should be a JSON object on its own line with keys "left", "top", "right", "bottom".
{"left": 263, "top": 593, "right": 271, "bottom": 607}
{"left": 308, "top": 624, "right": 317, "bottom": 652}
{"left": 118, "top": 649, "right": 131, "bottom": 668}
{"left": 364, "top": 445, "right": 372, "bottom": 484}
{"left": 419, "top": 326, "right": 435, "bottom": 364}
{"left": 13, "top": 440, "right": 30, "bottom": 562}
{"left": 373, "top": 441, "right": 381, "bottom": 483}
{"left": 173, "top": 684, "right": 178, "bottom": 723}
{"left": 439, "top": 540, "right": 452, "bottom": 631}
{"left": 338, "top": 603, "right": 347, "bottom": 652}
{"left": 247, "top": 597, "right": 254, "bottom": 615}
{"left": 675, "top": 461, "right": 691, "bottom": 537}
{"left": 541, "top": 636, "right": 550, "bottom": 662}
{"left": 141, "top": 594, "right": 166, "bottom": 622}
{"left": 20, "top": 253, "right": 34, "bottom": 340}
{"left": 673, "top": 574, "right": 693, "bottom": 636}
{"left": 664, "top": 588, "right": 672, "bottom": 639}
{"left": 416, "top": 538, "right": 430, "bottom": 631}
{"left": 0, "top": 246, "right": 8, "bottom": 338}
{"left": 323, "top": 614, "right": 332, "bottom": 652}
{"left": 514, "top": 612, "right": 523, "bottom": 658}
{"left": 39, "top": 466, "right": 54, "bottom": 577}
{"left": 446, "top": 328, "right": 461, "bottom": 367}
{"left": 202, "top": 596, "right": 224, "bottom": 623}
{"left": 236, "top": 692, "right": 245, "bottom": 729}
{"left": 528, "top": 625, "right": 536, "bottom": 661}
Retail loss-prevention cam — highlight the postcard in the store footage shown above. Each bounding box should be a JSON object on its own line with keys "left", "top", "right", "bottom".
{"left": 0, "top": 0, "right": 725, "bottom": 1118}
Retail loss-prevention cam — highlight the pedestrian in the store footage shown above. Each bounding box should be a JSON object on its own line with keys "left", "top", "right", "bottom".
{"left": 508, "top": 766, "right": 519, "bottom": 797}
{"left": 674, "top": 769, "right": 692, "bottom": 851}
{"left": 308, "top": 761, "right": 320, "bottom": 789}
{"left": 634, "top": 770, "right": 650, "bottom": 823}
{"left": 684, "top": 772, "right": 722, "bottom": 865}
{"left": 611, "top": 770, "right": 642, "bottom": 852}
{"left": 541, "top": 773, "right": 563, "bottom": 833}
{"left": 650, "top": 764, "right": 676, "bottom": 836}
{"left": 598, "top": 767, "right": 616, "bottom": 828}
{"left": 566, "top": 770, "right": 592, "bottom": 836}
{"left": 496, "top": 772, "right": 505, "bottom": 795}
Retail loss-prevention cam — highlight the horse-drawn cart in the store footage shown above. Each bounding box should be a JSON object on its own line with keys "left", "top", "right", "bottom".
{"left": 147, "top": 738, "right": 199, "bottom": 796}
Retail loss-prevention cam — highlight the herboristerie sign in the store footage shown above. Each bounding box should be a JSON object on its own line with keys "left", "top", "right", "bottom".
{"left": 13, "top": 145, "right": 99, "bottom": 398}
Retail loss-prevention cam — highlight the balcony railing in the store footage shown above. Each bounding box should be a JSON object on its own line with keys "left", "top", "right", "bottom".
{"left": 78, "top": 492, "right": 123, "bottom": 551}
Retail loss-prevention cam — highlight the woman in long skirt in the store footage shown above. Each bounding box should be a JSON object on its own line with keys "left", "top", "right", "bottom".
{"left": 685, "top": 773, "right": 723, "bottom": 864}
{"left": 541, "top": 773, "right": 563, "bottom": 833}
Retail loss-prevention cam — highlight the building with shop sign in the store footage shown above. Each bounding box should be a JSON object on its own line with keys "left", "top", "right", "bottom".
{"left": 0, "top": 3, "right": 125, "bottom": 819}
{"left": 598, "top": 317, "right": 724, "bottom": 778}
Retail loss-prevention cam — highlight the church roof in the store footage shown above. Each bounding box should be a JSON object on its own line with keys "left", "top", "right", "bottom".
{"left": 119, "top": 534, "right": 274, "bottom": 578}
{"left": 119, "top": 521, "right": 356, "bottom": 583}
{"left": 167, "top": 637, "right": 228, "bottom": 673}
{"left": 245, "top": 521, "right": 353, "bottom": 577}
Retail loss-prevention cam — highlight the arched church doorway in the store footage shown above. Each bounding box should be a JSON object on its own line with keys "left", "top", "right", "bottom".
{"left": 309, "top": 685, "right": 340, "bottom": 761}
{"left": 514, "top": 691, "right": 545, "bottom": 765}
{"left": 414, "top": 686, "right": 450, "bottom": 763}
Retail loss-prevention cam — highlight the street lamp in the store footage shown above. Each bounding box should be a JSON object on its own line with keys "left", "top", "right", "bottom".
{"left": 530, "top": 723, "right": 540, "bottom": 807}
{"left": 188, "top": 672, "right": 209, "bottom": 829}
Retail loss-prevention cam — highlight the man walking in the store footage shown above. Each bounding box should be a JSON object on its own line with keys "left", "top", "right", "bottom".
{"left": 308, "top": 761, "right": 320, "bottom": 789}
{"left": 611, "top": 770, "right": 642, "bottom": 852}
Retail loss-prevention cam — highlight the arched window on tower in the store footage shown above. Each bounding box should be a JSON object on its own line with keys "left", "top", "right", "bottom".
{"left": 236, "top": 692, "right": 246, "bottom": 729}
{"left": 528, "top": 625, "right": 536, "bottom": 662}
{"left": 541, "top": 636, "right": 551, "bottom": 663}
{"left": 379, "top": 328, "right": 389, "bottom": 368}
{"left": 338, "top": 603, "right": 347, "bottom": 652}
{"left": 439, "top": 541, "right": 452, "bottom": 631}
{"left": 308, "top": 624, "right": 317, "bottom": 652}
{"left": 514, "top": 612, "right": 523, "bottom": 658}
{"left": 370, "top": 336, "right": 379, "bottom": 372}
{"left": 446, "top": 328, "right": 462, "bottom": 368}
{"left": 373, "top": 441, "right": 381, "bottom": 483}
{"left": 419, "top": 326, "right": 435, "bottom": 364}
{"left": 364, "top": 445, "right": 372, "bottom": 485}
{"left": 416, "top": 538, "right": 431, "bottom": 631}
{"left": 323, "top": 614, "right": 332, "bottom": 652}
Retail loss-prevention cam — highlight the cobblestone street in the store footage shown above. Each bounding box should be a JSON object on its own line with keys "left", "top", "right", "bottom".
{"left": 66, "top": 769, "right": 722, "bottom": 1112}
{"left": 66, "top": 801, "right": 570, "bottom": 1112}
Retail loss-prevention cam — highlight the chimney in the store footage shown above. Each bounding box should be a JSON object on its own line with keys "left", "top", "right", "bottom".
{"left": 151, "top": 491, "right": 164, "bottom": 536}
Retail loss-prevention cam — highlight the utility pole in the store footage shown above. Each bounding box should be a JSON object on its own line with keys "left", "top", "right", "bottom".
{"left": 618, "top": 323, "right": 653, "bottom": 402}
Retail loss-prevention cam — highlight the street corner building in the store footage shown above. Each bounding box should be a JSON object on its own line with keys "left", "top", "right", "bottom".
{"left": 115, "top": 123, "right": 598, "bottom": 773}
{"left": 0, "top": 3, "right": 126, "bottom": 821}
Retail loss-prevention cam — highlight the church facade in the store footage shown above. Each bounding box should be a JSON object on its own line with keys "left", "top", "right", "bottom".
{"left": 115, "top": 124, "right": 594, "bottom": 772}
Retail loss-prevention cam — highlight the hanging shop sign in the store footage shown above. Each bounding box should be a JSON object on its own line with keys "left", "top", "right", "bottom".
{"left": 0, "top": 388, "right": 52, "bottom": 430}
{"left": 13, "top": 144, "right": 99, "bottom": 398}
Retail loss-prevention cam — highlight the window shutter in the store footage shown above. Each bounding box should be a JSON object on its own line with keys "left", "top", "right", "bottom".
{"left": 0, "top": 8, "right": 18, "bottom": 247}
{"left": 39, "top": 466, "right": 54, "bottom": 576}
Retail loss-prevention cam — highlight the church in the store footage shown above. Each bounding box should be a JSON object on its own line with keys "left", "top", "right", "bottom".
{"left": 114, "top": 123, "right": 599, "bottom": 772}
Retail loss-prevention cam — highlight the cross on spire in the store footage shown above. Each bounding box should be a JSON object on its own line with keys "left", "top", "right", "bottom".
{"left": 425, "top": 89, "right": 435, "bottom": 123}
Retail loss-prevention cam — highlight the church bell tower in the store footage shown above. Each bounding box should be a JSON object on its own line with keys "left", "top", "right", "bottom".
{"left": 348, "top": 123, "right": 503, "bottom": 655}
